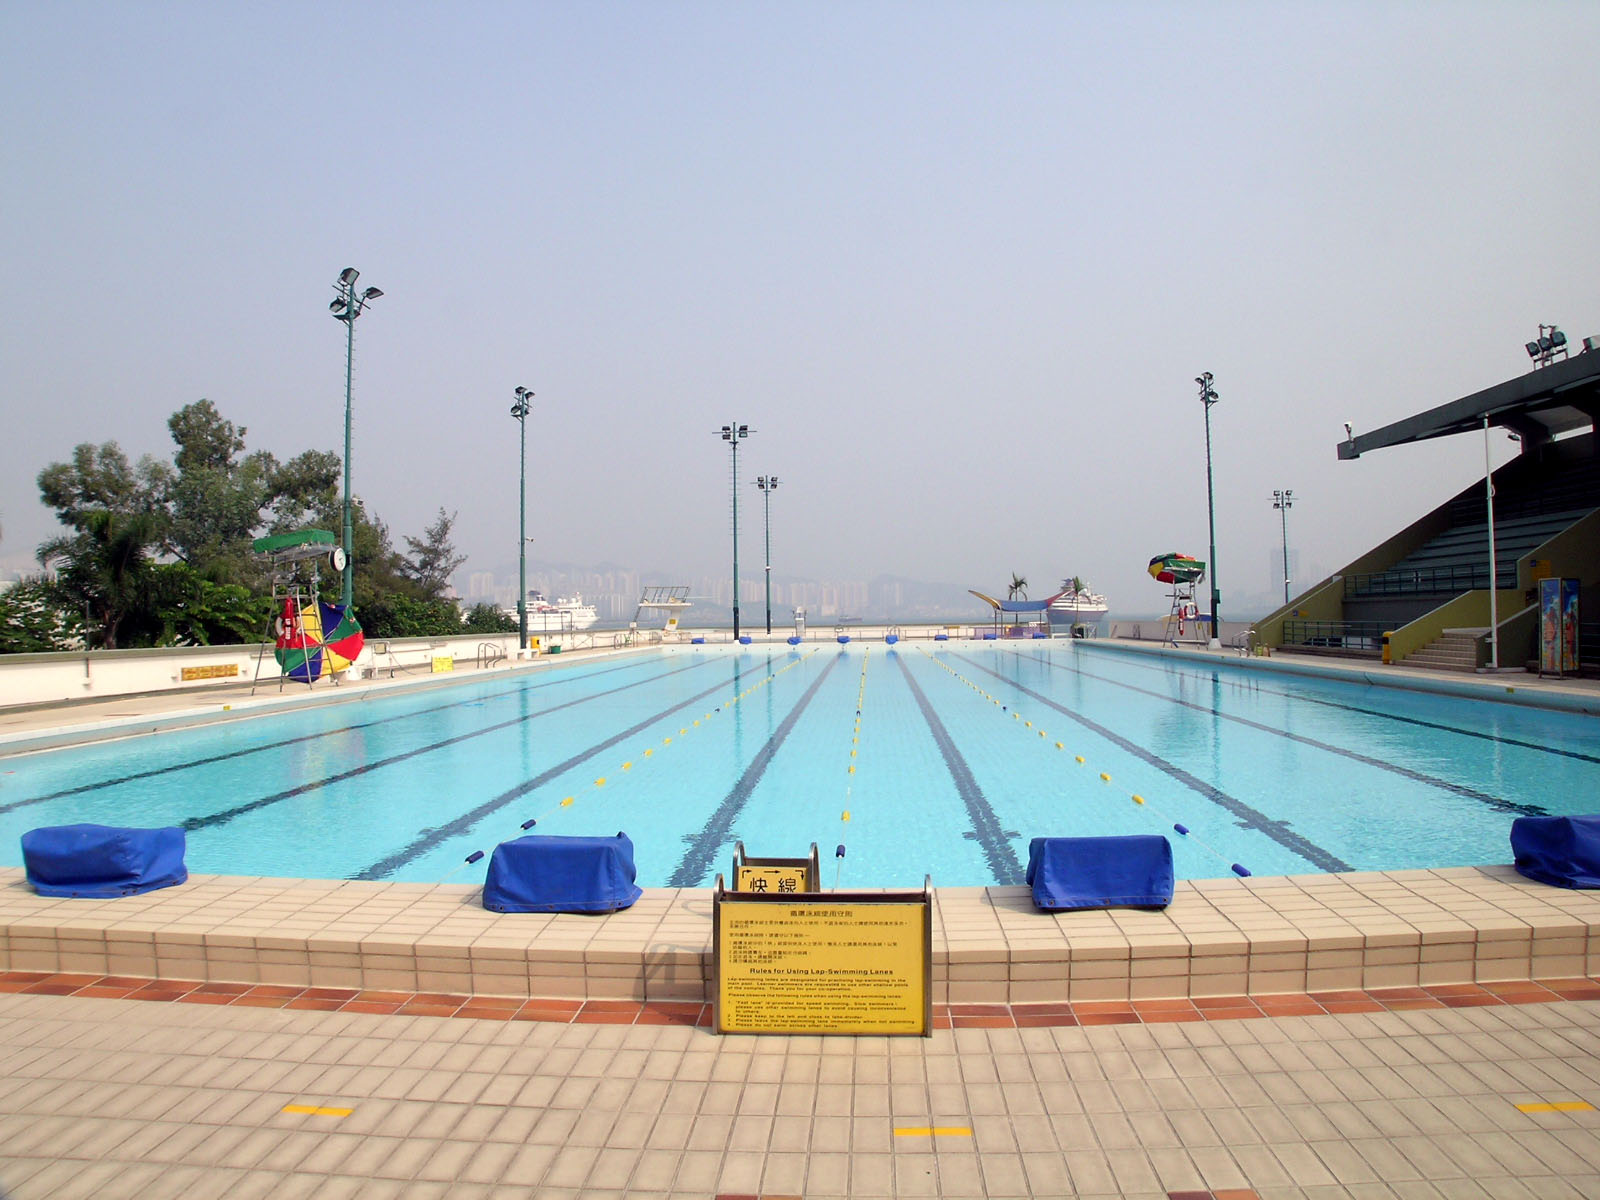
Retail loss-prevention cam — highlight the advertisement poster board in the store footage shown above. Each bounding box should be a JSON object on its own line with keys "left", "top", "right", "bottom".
{"left": 1540, "top": 578, "right": 1580, "bottom": 677}
{"left": 713, "top": 877, "right": 931, "bottom": 1036}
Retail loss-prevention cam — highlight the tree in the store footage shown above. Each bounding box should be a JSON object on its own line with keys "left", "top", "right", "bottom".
{"left": 159, "top": 400, "right": 274, "bottom": 582}
{"left": 0, "top": 578, "right": 85, "bottom": 653}
{"left": 1008, "top": 573, "right": 1028, "bottom": 601}
{"left": 463, "top": 603, "right": 516, "bottom": 634}
{"left": 401, "top": 508, "right": 467, "bottom": 602}
{"left": 39, "top": 509, "right": 163, "bottom": 649}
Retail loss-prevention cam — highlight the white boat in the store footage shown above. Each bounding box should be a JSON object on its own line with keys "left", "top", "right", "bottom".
{"left": 1048, "top": 578, "right": 1108, "bottom": 626}
{"left": 514, "top": 590, "right": 598, "bottom": 632}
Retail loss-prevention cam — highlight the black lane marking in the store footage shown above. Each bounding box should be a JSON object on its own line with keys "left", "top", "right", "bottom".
{"left": 1025, "top": 651, "right": 1547, "bottom": 818}
{"left": 896, "top": 654, "right": 1024, "bottom": 884}
{"left": 956, "top": 652, "right": 1353, "bottom": 873}
{"left": 355, "top": 674, "right": 733, "bottom": 880}
{"left": 1080, "top": 647, "right": 1600, "bottom": 765}
{"left": 0, "top": 656, "right": 660, "bottom": 817}
{"left": 667, "top": 652, "right": 841, "bottom": 887}
{"left": 180, "top": 659, "right": 715, "bottom": 834}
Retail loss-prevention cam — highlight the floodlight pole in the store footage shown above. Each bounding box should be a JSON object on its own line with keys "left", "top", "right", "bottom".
{"left": 330, "top": 268, "right": 382, "bottom": 608}
{"left": 756, "top": 476, "right": 779, "bottom": 634}
{"left": 511, "top": 387, "right": 534, "bottom": 651}
{"left": 1198, "top": 373, "right": 1221, "bottom": 648}
{"left": 720, "top": 423, "right": 751, "bottom": 638}
{"left": 1484, "top": 415, "right": 1499, "bottom": 670}
{"left": 1273, "top": 489, "right": 1293, "bottom": 605}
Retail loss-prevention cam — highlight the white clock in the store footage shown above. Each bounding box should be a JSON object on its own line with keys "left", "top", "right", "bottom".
{"left": 329, "top": 547, "right": 347, "bottom": 572}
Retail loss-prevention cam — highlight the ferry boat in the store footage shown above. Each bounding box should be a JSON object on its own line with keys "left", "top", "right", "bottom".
{"left": 516, "top": 590, "right": 599, "bottom": 632}
{"left": 1048, "top": 578, "right": 1109, "bottom": 625}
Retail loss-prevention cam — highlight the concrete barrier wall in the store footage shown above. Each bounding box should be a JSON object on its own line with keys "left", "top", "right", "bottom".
{"left": 0, "top": 633, "right": 524, "bottom": 708}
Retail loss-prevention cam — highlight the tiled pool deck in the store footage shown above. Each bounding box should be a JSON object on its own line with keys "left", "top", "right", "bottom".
{"left": 3, "top": 642, "right": 1599, "bottom": 1196}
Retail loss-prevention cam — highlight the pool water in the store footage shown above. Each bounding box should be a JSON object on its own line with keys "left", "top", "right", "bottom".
{"left": 2, "top": 643, "right": 1597, "bottom": 888}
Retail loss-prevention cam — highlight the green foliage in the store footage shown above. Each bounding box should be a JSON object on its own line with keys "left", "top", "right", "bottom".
{"left": 25, "top": 400, "right": 473, "bottom": 653}
{"left": 0, "top": 579, "right": 85, "bottom": 653}
{"left": 357, "top": 594, "right": 465, "bottom": 639}
{"left": 462, "top": 602, "right": 516, "bottom": 634}
{"left": 146, "top": 563, "right": 271, "bottom": 647}
{"left": 40, "top": 509, "right": 163, "bottom": 649}
{"left": 401, "top": 508, "right": 467, "bottom": 602}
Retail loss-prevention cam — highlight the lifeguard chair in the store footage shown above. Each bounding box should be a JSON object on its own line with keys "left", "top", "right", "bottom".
{"left": 1147, "top": 553, "right": 1207, "bottom": 648}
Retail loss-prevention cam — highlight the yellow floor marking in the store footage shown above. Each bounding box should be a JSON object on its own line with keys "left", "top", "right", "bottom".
{"left": 282, "top": 1104, "right": 352, "bottom": 1117}
{"left": 894, "top": 1126, "right": 972, "bottom": 1137}
{"left": 1516, "top": 1101, "right": 1594, "bottom": 1112}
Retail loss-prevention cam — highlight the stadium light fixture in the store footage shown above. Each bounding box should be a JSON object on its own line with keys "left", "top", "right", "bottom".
{"left": 330, "top": 267, "right": 382, "bottom": 607}
{"left": 1196, "top": 373, "right": 1221, "bottom": 648}
{"left": 755, "top": 476, "right": 780, "bottom": 634}
{"left": 511, "top": 387, "right": 535, "bottom": 652}
{"left": 719, "top": 424, "right": 752, "bottom": 639}
{"left": 1272, "top": 489, "right": 1294, "bottom": 606}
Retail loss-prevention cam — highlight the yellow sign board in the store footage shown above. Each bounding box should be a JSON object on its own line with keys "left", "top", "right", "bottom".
{"left": 714, "top": 888, "right": 930, "bottom": 1036}
{"left": 431, "top": 656, "right": 455, "bottom": 673}
{"left": 734, "top": 864, "right": 809, "bottom": 894}
{"left": 180, "top": 663, "right": 240, "bottom": 682}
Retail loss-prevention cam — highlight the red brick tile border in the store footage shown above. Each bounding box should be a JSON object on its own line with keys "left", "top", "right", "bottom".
{"left": 2, "top": 971, "right": 1598, "bottom": 1026}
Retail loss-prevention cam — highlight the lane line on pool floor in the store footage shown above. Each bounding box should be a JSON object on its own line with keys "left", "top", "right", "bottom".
{"left": 895, "top": 653, "right": 1024, "bottom": 885}
{"left": 951, "top": 650, "right": 1353, "bottom": 874}
{"left": 668, "top": 652, "right": 844, "bottom": 887}
{"left": 1078, "top": 642, "right": 1600, "bottom": 766}
{"left": 184, "top": 658, "right": 723, "bottom": 836}
{"left": 355, "top": 670, "right": 741, "bottom": 879}
{"left": 0, "top": 654, "right": 663, "bottom": 816}
{"left": 1020, "top": 649, "right": 1549, "bottom": 818}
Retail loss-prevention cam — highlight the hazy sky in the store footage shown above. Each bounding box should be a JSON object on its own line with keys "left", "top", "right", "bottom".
{"left": 4, "top": 2, "right": 1596, "bottom": 616}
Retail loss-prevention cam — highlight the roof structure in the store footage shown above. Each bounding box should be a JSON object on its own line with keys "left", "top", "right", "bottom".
{"left": 1338, "top": 350, "right": 1600, "bottom": 460}
{"left": 968, "top": 589, "right": 1060, "bottom": 614}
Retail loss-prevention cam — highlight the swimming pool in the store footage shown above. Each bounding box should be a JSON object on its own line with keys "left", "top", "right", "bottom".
{"left": 2, "top": 642, "right": 1597, "bottom": 888}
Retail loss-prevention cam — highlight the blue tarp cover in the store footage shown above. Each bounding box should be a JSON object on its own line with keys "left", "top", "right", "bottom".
{"left": 1025, "top": 835, "right": 1174, "bottom": 910}
{"left": 22, "top": 824, "right": 187, "bottom": 898}
{"left": 483, "top": 833, "right": 643, "bottom": 913}
{"left": 1511, "top": 815, "right": 1600, "bottom": 889}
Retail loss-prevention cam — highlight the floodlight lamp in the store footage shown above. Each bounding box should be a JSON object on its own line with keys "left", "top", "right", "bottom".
{"left": 1539, "top": 336, "right": 1554, "bottom": 353}
{"left": 339, "top": 267, "right": 359, "bottom": 286}
{"left": 1526, "top": 341, "right": 1541, "bottom": 358}
{"left": 362, "top": 287, "right": 383, "bottom": 301}
{"left": 330, "top": 299, "right": 347, "bottom": 315}
{"left": 1550, "top": 330, "right": 1567, "bottom": 349}
{"left": 738, "top": 424, "right": 748, "bottom": 437}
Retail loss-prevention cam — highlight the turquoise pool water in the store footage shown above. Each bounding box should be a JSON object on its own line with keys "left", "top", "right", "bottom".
{"left": 2, "top": 643, "right": 1597, "bottom": 888}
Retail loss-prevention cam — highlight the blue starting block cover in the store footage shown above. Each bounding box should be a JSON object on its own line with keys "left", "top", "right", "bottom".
{"left": 1512, "top": 815, "right": 1600, "bottom": 889}
{"left": 483, "top": 833, "right": 643, "bottom": 913}
{"left": 1025, "top": 835, "right": 1174, "bottom": 910}
{"left": 21, "top": 824, "right": 187, "bottom": 898}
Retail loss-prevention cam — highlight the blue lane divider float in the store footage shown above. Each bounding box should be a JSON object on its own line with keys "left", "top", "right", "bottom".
{"left": 739, "top": 635, "right": 752, "bottom": 644}
{"left": 1231, "top": 863, "right": 1252, "bottom": 877}
{"left": 465, "top": 850, "right": 485, "bottom": 865}
{"left": 837, "top": 635, "right": 850, "bottom": 643}
{"left": 787, "top": 636, "right": 802, "bottom": 645}
{"left": 520, "top": 819, "right": 538, "bottom": 830}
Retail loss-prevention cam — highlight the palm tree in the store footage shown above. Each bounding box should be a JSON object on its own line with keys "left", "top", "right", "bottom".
{"left": 39, "top": 509, "right": 161, "bottom": 649}
{"left": 1008, "top": 573, "right": 1028, "bottom": 601}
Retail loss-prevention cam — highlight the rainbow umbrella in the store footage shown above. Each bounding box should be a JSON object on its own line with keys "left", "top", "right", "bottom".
{"left": 275, "top": 597, "right": 324, "bottom": 682}
{"left": 1147, "top": 553, "right": 1206, "bottom": 585}
{"left": 317, "top": 602, "right": 365, "bottom": 674}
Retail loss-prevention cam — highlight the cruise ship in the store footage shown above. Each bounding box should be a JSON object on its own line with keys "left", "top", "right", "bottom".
{"left": 511, "top": 590, "right": 599, "bottom": 632}
{"left": 1048, "top": 578, "right": 1109, "bottom": 625}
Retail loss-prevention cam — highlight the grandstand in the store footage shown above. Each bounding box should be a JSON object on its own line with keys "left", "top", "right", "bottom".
{"left": 1253, "top": 345, "right": 1600, "bottom": 673}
